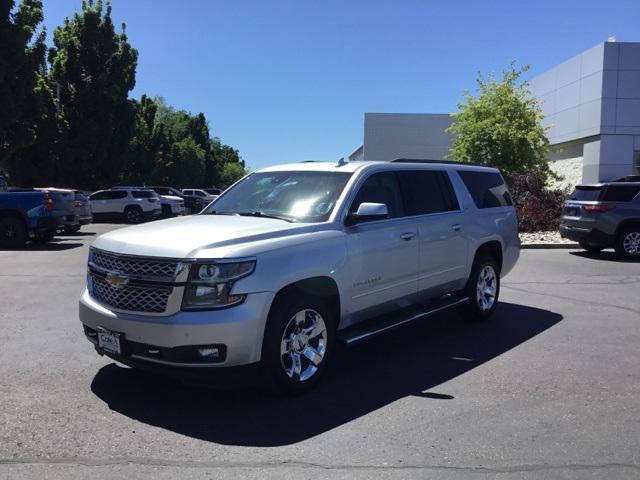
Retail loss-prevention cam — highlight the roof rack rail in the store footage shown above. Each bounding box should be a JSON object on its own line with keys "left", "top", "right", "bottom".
{"left": 390, "top": 158, "right": 487, "bottom": 167}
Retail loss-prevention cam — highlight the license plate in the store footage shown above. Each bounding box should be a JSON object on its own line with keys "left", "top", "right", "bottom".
{"left": 97, "top": 327, "right": 122, "bottom": 355}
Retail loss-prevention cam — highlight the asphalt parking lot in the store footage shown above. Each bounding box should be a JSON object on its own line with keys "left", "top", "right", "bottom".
{"left": 1, "top": 223, "right": 639, "bottom": 479}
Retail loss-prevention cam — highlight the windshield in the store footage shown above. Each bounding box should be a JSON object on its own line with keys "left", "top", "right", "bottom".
{"left": 203, "top": 171, "right": 352, "bottom": 222}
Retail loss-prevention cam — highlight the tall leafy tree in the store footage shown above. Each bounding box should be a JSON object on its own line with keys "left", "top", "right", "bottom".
{"left": 49, "top": 0, "right": 138, "bottom": 189}
{"left": 447, "top": 64, "right": 550, "bottom": 180}
{"left": 0, "top": 0, "right": 47, "bottom": 177}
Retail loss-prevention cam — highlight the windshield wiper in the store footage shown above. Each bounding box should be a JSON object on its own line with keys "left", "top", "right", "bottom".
{"left": 236, "top": 211, "right": 295, "bottom": 222}
{"left": 206, "top": 210, "right": 238, "bottom": 216}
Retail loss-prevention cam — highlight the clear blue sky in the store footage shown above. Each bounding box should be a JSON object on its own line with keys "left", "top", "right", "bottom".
{"left": 42, "top": 0, "right": 640, "bottom": 170}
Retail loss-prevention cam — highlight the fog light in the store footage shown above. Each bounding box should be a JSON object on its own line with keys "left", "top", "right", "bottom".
{"left": 198, "top": 347, "right": 221, "bottom": 359}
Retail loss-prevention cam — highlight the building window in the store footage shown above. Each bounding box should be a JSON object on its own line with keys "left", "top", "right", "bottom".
{"left": 634, "top": 150, "right": 640, "bottom": 174}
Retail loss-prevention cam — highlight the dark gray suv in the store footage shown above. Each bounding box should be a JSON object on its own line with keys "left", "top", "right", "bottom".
{"left": 560, "top": 181, "right": 640, "bottom": 259}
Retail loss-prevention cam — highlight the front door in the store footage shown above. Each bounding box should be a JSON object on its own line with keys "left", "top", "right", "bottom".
{"left": 345, "top": 171, "right": 419, "bottom": 317}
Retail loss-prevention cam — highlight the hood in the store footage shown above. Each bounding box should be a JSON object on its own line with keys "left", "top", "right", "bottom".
{"left": 92, "top": 214, "right": 315, "bottom": 258}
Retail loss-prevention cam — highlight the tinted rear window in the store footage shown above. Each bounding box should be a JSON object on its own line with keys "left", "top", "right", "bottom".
{"left": 569, "top": 187, "right": 603, "bottom": 201}
{"left": 397, "top": 170, "right": 459, "bottom": 215}
{"left": 601, "top": 186, "right": 640, "bottom": 202}
{"left": 458, "top": 171, "right": 512, "bottom": 208}
{"left": 132, "top": 190, "right": 155, "bottom": 198}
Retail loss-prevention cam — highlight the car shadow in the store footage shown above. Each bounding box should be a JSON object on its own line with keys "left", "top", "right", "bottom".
{"left": 570, "top": 250, "right": 640, "bottom": 263}
{"left": 23, "top": 240, "right": 84, "bottom": 251}
{"left": 90, "top": 302, "right": 562, "bottom": 447}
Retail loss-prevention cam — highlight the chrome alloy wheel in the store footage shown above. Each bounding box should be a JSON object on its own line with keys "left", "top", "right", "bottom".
{"left": 280, "top": 309, "right": 327, "bottom": 382}
{"left": 476, "top": 265, "right": 497, "bottom": 312}
{"left": 623, "top": 232, "right": 640, "bottom": 256}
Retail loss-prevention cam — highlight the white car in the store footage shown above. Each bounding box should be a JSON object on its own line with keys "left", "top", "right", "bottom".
{"left": 89, "top": 188, "right": 162, "bottom": 224}
{"left": 81, "top": 160, "right": 520, "bottom": 394}
{"left": 157, "top": 194, "right": 186, "bottom": 217}
{"left": 181, "top": 188, "right": 217, "bottom": 203}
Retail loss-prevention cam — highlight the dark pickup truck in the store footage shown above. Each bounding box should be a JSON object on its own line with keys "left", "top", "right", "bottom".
{"left": 0, "top": 188, "right": 77, "bottom": 248}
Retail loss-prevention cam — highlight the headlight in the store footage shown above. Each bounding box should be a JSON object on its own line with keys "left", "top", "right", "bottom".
{"left": 181, "top": 259, "right": 255, "bottom": 310}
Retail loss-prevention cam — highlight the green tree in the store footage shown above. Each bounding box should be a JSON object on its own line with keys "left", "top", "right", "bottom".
{"left": 220, "top": 161, "right": 247, "bottom": 189}
{"left": 150, "top": 137, "right": 205, "bottom": 187}
{"left": 49, "top": 0, "right": 138, "bottom": 189}
{"left": 0, "top": 0, "right": 47, "bottom": 176}
{"left": 447, "top": 63, "right": 550, "bottom": 180}
{"left": 122, "top": 95, "right": 163, "bottom": 185}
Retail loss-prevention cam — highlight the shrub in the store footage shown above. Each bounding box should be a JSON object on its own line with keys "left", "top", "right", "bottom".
{"left": 508, "top": 174, "right": 567, "bottom": 233}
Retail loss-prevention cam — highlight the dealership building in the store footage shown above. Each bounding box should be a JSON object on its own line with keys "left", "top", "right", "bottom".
{"left": 349, "top": 41, "right": 640, "bottom": 187}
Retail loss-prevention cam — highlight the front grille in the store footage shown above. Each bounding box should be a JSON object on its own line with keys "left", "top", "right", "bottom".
{"left": 89, "top": 274, "right": 171, "bottom": 313}
{"left": 90, "top": 248, "right": 179, "bottom": 279}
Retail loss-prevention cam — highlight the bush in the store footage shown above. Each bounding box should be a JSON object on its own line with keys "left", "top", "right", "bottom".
{"left": 508, "top": 174, "right": 567, "bottom": 233}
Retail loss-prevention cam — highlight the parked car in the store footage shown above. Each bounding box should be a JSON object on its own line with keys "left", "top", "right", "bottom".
{"left": 181, "top": 188, "right": 217, "bottom": 203}
{"left": 0, "top": 187, "right": 76, "bottom": 247}
{"left": 560, "top": 181, "right": 640, "bottom": 259}
{"left": 89, "top": 188, "right": 162, "bottom": 224}
{"left": 149, "top": 186, "right": 207, "bottom": 214}
{"left": 80, "top": 159, "right": 519, "bottom": 394}
{"left": 204, "top": 188, "right": 222, "bottom": 196}
{"left": 63, "top": 190, "right": 93, "bottom": 233}
{"left": 159, "top": 195, "right": 185, "bottom": 217}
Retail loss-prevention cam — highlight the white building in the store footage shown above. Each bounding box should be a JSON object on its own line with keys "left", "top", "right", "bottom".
{"left": 349, "top": 41, "right": 640, "bottom": 187}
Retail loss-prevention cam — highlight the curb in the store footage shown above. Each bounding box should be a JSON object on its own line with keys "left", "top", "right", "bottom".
{"left": 520, "top": 243, "right": 580, "bottom": 250}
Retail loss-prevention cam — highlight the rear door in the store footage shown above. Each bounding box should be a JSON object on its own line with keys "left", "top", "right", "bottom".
{"left": 345, "top": 171, "right": 419, "bottom": 316}
{"left": 397, "top": 170, "right": 469, "bottom": 295}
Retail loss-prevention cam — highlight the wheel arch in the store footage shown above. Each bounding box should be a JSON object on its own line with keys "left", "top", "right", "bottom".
{"left": 615, "top": 219, "right": 640, "bottom": 239}
{"left": 268, "top": 276, "right": 341, "bottom": 327}
{"left": 472, "top": 240, "right": 503, "bottom": 273}
{"left": 0, "top": 208, "right": 28, "bottom": 225}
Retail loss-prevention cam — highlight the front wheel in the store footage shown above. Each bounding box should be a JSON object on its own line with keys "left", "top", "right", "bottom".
{"left": 64, "top": 225, "right": 81, "bottom": 234}
{"left": 457, "top": 256, "right": 500, "bottom": 321}
{"left": 262, "top": 296, "right": 335, "bottom": 395}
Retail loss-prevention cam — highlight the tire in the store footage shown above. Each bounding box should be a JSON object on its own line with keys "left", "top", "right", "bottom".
{"left": 64, "top": 225, "right": 81, "bottom": 234}
{"left": 124, "top": 206, "right": 143, "bottom": 224}
{"left": 457, "top": 255, "right": 500, "bottom": 322}
{"left": 579, "top": 242, "right": 603, "bottom": 253}
{"left": 262, "top": 295, "right": 336, "bottom": 395}
{"left": 0, "top": 216, "right": 28, "bottom": 249}
{"left": 32, "top": 229, "right": 56, "bottom": 244}
{"left": 615, "top": 226, "right": 640, "bottom": 260}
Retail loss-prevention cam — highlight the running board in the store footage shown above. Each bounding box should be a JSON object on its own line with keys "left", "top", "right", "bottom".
{"left": 339, "top": 294, "right": 469, "bottom": 345}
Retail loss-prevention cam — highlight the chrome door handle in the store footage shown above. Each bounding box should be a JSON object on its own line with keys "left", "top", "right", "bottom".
{"left": 451, "top": 224, "right": 462, "bottom": 231}
{"left": 400, "top": 232, "right": 416, "bottom": 240}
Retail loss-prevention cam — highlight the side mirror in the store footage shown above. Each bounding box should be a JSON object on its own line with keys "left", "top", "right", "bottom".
{"left": 346, "top": 202, "right": 389, "bottom": 226}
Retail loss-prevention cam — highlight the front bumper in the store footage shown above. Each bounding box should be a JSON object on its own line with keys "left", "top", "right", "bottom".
{"left": 79, "top": 289, "right": 275, "bottom": 368}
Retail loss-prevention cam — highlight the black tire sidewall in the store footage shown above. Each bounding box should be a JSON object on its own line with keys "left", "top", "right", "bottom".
{"left": 0, "top": 217, "right": 27, "bottom": 248}
{"left": 125, "top": 207, "right": 142, "bottom": 224}
{"left": 262, "top": 296, "right": 336, "bottom": 394}
{"left": 579, "top": 242, "right": 603, "bottom": 253}
{"left": 462, "top": 256, "right": 500, "bottom": 321}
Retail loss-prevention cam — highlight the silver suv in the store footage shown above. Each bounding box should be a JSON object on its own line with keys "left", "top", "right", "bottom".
{"left": 79, "top": 160, "right": 520, "bottom": 393}
{"left": 560, "top": 181, "right": 640, "bottom": 259}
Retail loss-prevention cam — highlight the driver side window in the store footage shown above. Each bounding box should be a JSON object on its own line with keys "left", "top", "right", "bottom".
{"left": 350, "top": 172, "right": 404, "bottom": 219}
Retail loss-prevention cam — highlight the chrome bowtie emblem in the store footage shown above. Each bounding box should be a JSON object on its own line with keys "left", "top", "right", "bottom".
{"left": 105, "top": 272, "right": 129, "bottom": 289}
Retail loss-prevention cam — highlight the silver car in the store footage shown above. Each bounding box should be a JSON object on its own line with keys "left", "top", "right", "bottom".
{"left": 79, "top": 160, "right": 520, "bottom": 393}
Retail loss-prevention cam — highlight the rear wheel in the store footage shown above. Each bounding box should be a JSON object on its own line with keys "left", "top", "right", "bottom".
{"left": 32, "top": 229, "right": 56, "bottom": 244}
{"left": 262, "top": 296, "right": 335, "bottom": 395}
{"left": 0, "top": 216, "right": 28, "bottom": 249}
{"left": 457, "top": 255, "right": 500, "bottom": 321}
{"left": 124, "top": 206, "right": 143, "bottom": 224}
{"left": 615, "top": 226, "right": 640, "bottom": 260}
{"left": 579, "top": 242, "right": 604, "bottom": 253}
